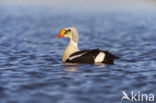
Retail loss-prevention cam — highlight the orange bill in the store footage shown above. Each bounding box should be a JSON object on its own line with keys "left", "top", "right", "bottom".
{"left": 55, "top": 29, "right": 67, "bottom": 38}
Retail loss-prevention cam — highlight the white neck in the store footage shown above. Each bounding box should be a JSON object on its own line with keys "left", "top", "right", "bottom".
{"left": 62, "top": 39, "right": 79, "bottom": 62}
{"left": 70, "top": 39, "right": 78, "bottom": 47}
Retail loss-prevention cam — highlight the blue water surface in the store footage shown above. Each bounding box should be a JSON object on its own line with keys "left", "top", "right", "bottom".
{"left": 0, "top": 4, "right": 156, "bottom": 103}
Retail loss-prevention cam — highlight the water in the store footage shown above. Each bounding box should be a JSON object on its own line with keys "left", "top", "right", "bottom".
{"left": 0, "top": 4, "right": 156, "bottom": 103}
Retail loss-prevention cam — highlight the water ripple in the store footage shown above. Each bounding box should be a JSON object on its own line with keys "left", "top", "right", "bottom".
{"left": 0, "top": 5, "right": 156, "bottom": 103}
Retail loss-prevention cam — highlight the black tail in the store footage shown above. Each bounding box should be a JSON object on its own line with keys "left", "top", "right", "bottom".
{"left": 102, "top": 51, "right": 119, "bottom": 64}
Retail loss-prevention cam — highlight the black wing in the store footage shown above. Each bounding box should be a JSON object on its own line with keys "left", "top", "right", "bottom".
{"left": 66, "top": 49, "right": 100, "bottom": 64}
{"left": 66, "top": 49, "right": 119, "bottom": 64}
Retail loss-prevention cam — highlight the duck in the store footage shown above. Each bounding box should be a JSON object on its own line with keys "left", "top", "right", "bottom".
{"left": 55, "top": 27, "right": 119, "bottom": 64}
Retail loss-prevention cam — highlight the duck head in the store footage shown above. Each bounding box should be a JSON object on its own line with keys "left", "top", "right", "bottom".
{"left": 55, "top": 27, "right": 79, "bottom": 43}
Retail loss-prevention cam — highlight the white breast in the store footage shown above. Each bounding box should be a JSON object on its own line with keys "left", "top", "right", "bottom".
{"left": 95, "top": 52, "right": 105, "bottom": 63}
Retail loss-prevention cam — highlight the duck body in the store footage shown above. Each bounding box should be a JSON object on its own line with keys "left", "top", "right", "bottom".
{"left": 55, "top": 27, "right": 119, "bottom": 64}
{"left": 66, "top": 49, "right": 119, "bottom": 64}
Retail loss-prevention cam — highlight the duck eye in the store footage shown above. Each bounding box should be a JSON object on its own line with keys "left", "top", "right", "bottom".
{"left": 68, "top": 29, "right": 71, "bottom": 32}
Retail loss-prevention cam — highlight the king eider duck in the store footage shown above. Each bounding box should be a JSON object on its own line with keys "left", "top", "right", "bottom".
{"left": 55, "top": 27, "right": 119, "bottom": 64}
